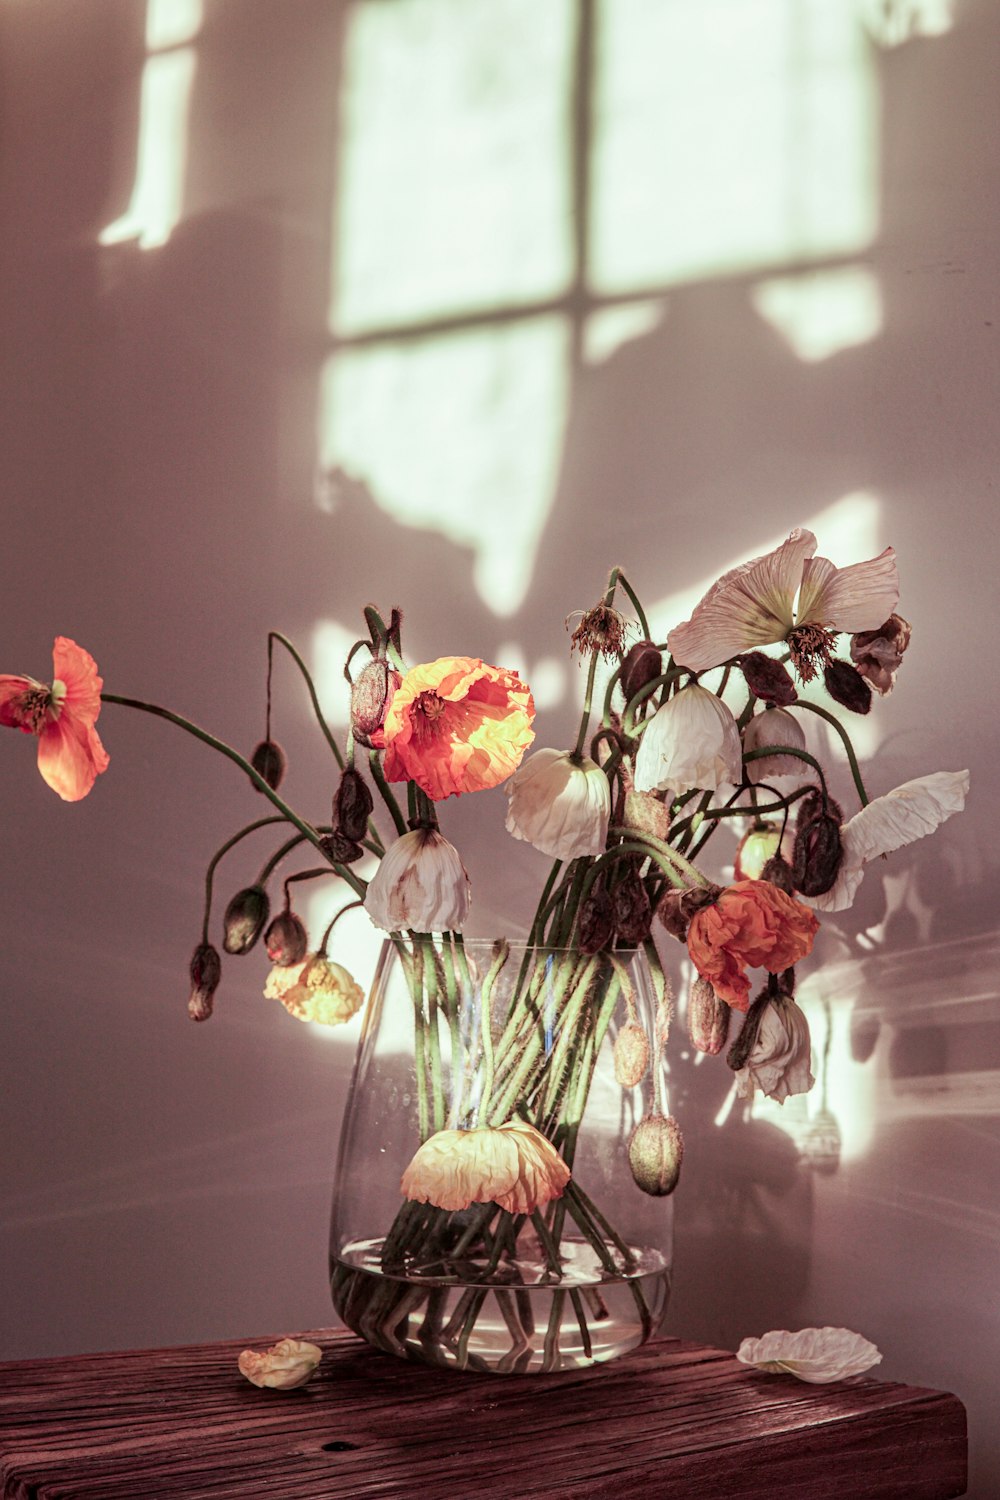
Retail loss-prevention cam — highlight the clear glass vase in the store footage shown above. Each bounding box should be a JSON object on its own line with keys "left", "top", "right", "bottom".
{"left": 329, "top": 937, "right": 674, "bottom": 1374}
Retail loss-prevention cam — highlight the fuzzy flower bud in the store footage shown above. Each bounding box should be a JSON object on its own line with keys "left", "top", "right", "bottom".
{"left": 222, "top": 885, "right": 270, "bottom": 955}
{"left": 250, "top": 739, "right": 287, "bottom": 793}
{"left": 350, "top": 659, "right": 401, "bottom": 749}
{"left": 687, "top": 975, "right": 731, "bottom": 1055}
{"left": 319, "top": 831, "right": 365, "bottom": 865}
{"left": 792, "top": 791, "right": 844, "bottom": 898}
{"left": 655, "top": 884, "right": 719, "bottom": 942}
{"left": 761, "top": 852, "right": 796, "bottom": 893}
{"left": 264, "top": 910, "right": 308, "bottom": 965}
{"left": 628, "top": 1114, "right": 684, "bottom": 1197}
{"left": 612, "top": 866, "right": 653, "bottom": 944}
{"left": 737, "top": 651, "right": 798, "bottom": 707}
{"left": 187, "top": 942, "right": 221, "bottom": 1022}
{"left": 823, "top": 659, "right": 872, "bottom": 715}
{"left": 620, "top": 640, "right": 663, "bottom": 704}
{"left": 334, "top": 766, "right": 374, "bottom": 843}
{"left": 613, "top": 1023, "right": 651, "bottom": 1088}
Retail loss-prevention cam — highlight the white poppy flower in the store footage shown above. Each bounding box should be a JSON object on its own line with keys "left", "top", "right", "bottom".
{"left": 807, "top": 770, "right": 969, "bottom": 912}
{"left": 734, "top": 999, "right": 814, "bottom": 1104}
{"left": 741, "top": 708, "right": 807, "bottom": 783}
{"left": 364, "top": 827, "right": 471, "bottom": 933}
{"left": 634, "top": 684, "right": 742, "bottom": 799}
{"left": 736, "top": 1327, "right": 882, "bottom": 1383}
{"left": 505, "top": 748, "right": 610, "bottom": 860}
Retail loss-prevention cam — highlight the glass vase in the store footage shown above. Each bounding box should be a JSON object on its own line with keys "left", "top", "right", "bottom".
{"left": 330, "top": 937, "right": 674, "bottom": 1374}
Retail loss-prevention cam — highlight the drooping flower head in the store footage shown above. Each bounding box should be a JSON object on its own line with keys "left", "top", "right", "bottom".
{"left": 272, "top": 954, "right": 365, "bottom": 1027}
{"left": 849, "top": 613, "right": 912, "bottom": 695}
{"left": 741, "top": 707, "right": 807, "bottom": 784}
{"left": 687, "top": 879, "right": 819, "bottom": 1011}
{"left": 363, "top": 827, "right": 471, "bottom": 933}
{"left": 634, "top": 683, "right": 742, "bottom": 799}
{"left": 667, "top": 529, "right": 899, "bottom": 682}
{"left": 505, "top": 748, "right": 610, "bottom": 860}
{"left": 732, "top": 996, "right": 814, "bottom": 1103}
{"left": 0, "top": 637, "right": 110, "bottom": 800}
{"left": 401, "top": 1120, "right": 569, "bottom": 1215}
{"left": 382, "top": 656, "right": 535, "bottom": 801}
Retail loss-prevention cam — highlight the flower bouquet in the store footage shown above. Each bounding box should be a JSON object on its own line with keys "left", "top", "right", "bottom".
{"left": 1, "top": 528, "right": 968, "bottom": 1374}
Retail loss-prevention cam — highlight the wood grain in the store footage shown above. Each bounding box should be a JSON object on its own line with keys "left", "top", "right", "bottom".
{"left": 0, "top": 1330, "right": 966, "bottom": 1498}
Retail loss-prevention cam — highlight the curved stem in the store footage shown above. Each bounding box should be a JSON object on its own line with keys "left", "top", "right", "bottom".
{"left": 200, "top": 816, "right": 288, "bottom": 943}
{"left": 615, "top": 571, "right": 651, "bottom": 641}
{"left": 788, "top": 699, "right": 870, "bottom": 805}
{"left": 268, "top": 632, "right": 345, "bottom": 769}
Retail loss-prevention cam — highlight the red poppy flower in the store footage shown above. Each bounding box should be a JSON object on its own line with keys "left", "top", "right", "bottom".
{"left": 0, "top": 637, "right": 110, "bottom": 801}
{"left": 382, "top": 656, "right": 534, "bottom": 801}
{"left": 686, "top": 879, "right": 819, "bottom": 1012}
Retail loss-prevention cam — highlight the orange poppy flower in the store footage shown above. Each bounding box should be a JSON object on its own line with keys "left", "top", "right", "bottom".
{"left": 686, "top": 879, "right": 819, "bottom": 1012}
{"left": 382, "top": 656, "right": 535, "bottom": 801}
{"left": 0, "top": 637, "right": 110, "bottom": 801}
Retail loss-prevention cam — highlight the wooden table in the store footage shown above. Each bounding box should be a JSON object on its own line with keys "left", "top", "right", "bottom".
{"left": 0, "top": 1329, "right": 966, "bottom": 1498}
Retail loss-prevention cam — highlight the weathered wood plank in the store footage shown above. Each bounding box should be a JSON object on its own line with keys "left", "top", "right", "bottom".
{"left": 0, "top": 1331, "right": 967, "bottom": 1499}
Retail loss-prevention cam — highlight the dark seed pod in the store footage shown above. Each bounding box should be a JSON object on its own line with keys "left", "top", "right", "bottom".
{"left": 760, "top": 852, "right": 796, "bottom": 893}
{"left": 222, "top": 885, "right": 270, "bottom": 955}
{"left": 188, "top": 943, "right": 221, "bottom": 1022}
{"left": 264, "top": 910, "right": 308, "bottom": 965}
{"left": 620, "top": 640, "right": 663, "bottom": 704}
{"left": 334, "top": 766, "right": 374, "bottom": 842}
{"left": 737, "top": 651, "right": 798, "bottom": 707}
{"left": 792, "top": 811, "right": 843, "bottom": 897}
{"left": 823, "top": 658, "right": 872, "bottom": 715}
{"left": 628, "top": 1115, "right": 684, "bottom": 1196}
{"left": 250, "top": 739, "right": 287, "bottom": 793}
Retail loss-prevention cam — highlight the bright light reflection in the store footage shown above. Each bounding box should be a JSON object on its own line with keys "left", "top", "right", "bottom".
{"left": 318, "top": 318, "right": 570, "bottom": 616}
{"left": 146, "top": 0, "right": 202, "bottom": 49}
{"left": 99, "top": 24, "right": 199, "bottom": 251}
{"left": 583, "top": 300, "right": 667, "bottom": 365}
{"left": 591, "top": 0, "right": 878, "bottom": 293}
{"left": 752, "top": 267, "right": 883, "bottom": 362}
{"left": 311, "top": 620, "right": 360, "bottom": 728}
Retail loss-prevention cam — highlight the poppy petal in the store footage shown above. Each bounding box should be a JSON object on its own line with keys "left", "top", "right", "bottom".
{"left": 796, "top": 548, "right": 898, "bottom": 633}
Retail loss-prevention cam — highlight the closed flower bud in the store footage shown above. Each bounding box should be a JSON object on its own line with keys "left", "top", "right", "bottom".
{"left": 823, "top": 659, "right": 872, "bottom": 715}
{"left": 350, "top": 659, "right": 401, "bottom": 749}
{"left": 734, "top": 823, "right": 782, "bottom": 881}
{"left": 620, "top": 639, "right": 663, "bottom": 703}
{"left": 613, "top": 868, "right": 653, "bottom": 944}
{"left": 319, "top": 831, "right": 365, "bottom": 865}
{"left": 687, "top": 975, "right": 731, "bottom": 1055}
{"left": 264, "top": 910, "right": 308, "bottom": 965}
{"left": 655, "top": 884, "right": 719, "bottom": 941}
{"left": 334, "top": 766, "right": 374, "bottom": 843}
{"left": 222, "top": 884, "right": 270, "bottom": 955}
{"left": 188, "top": 942, "right": 221, "bottom": 1022}
{"left": 792, "top": 794, "right": 844, "bottom": 897}
{"left": 614, "top": 1023, "right": 651, "bottom": 1088}
{"left": 623, "top": 787, "right": 672, "bottom": 843}
{"left": 628, "top": 1114, "right": 684, "bottom": 1197}
{"left": 761, "top": 852, "right": 796, "bottom": 893}
{"left": 737, "top": 652, "right": 798, "bottom": 707}
{"left": 250, "top": 739, "right": 287, "bottom": 792}
{"left": 577, "top": 882, "right": 615, "bottom": 954}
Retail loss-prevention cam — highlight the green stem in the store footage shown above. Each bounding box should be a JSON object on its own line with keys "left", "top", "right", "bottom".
{"left": 199, "top": 816, "right": 288, "bottom": 943}
{"left": 615, "top": 570, "right": 651, "bottom": 641}
{"left": 267, "top": 632, "right": 345, "bottom": 769}
{"left": 789, "top": 699, "right": 871, "bottom": 805}
{"left": 368, "top": 750, "right": 408, "bottom": 837}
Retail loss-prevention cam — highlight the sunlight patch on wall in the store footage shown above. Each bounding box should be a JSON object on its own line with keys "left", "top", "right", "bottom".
{"left": 859, "top": 0, "right": 954, "bottom": 47}
{"left": 752, "top": 267, "right": 883, "bottom": 362}
{"left": 99, "top": 0, "right": 202, "bottom": 251}
{"left": 496, "top": 645, "right": 567, "bottom": 711}
{"left": 590, "top": 0, "right": 878, "bottom": 293}
{"left": 330, "top": 0, "right": 574, "bottom": 335}
{"left": 303, "top": 890, "right": 384, "bottom": 1043}
{"left": 318, "top": 318, "right": 570, "bottom": 616}
{"left": 311, "top": 619, "right": 359, "bottom": 729}
{"left": 583, "top": 299, "right": 667, "bottom": 365}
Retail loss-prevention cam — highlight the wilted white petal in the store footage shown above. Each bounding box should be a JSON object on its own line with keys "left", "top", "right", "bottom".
{"left": 807, "top": 770, "right": 969, "bottom": 913}
{"left": 735, "top": 1000, "right": 814, "bottom": 1104}
{"left": 364, "top": 828, "right": 471, "bottom": 933}
{"left": 634, "top": 684, "right": 742, "bottom": 798}
{"left": 238, "top": 1337, "right": 322, "bottom": 1390}
{"left": 505, "top": 748, "right": 610, "bottom": 859}
{"left": 736, "top": 1326, "right": 881, "bottom": 1383}
{"left": 742, "top": 708, "right": 807, "bottom": 783}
